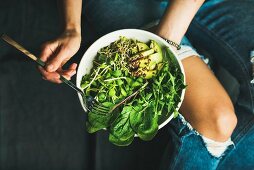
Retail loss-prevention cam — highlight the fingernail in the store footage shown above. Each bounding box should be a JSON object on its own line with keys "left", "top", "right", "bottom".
{"left": 46, "top": 64, "right": 54, "bottom": 72}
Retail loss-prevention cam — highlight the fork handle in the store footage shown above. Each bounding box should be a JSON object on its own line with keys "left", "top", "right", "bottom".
{"left": 59, "top": 76, "right": 84, "bottom": 95}
{"left": 1, "top": 34, "right": 83, "bottom": 95}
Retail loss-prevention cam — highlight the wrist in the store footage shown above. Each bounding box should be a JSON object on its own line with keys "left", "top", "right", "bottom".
{"left": 64, "top": 23, "right": 81, "bottom": 35}
{"left": 155, "top": 28, "right": 180, "bottom": 51}
{"left": 61, "top": 27, "right": 82, "bottom": 43}
{"left": 164, "top": 38, "right": 181, "bottom": 50}
{"left": 155, "top": 26, "right": 182, "bottom": 44}
{"left": 63, "top": 26, "right": 81, "bottom": 39}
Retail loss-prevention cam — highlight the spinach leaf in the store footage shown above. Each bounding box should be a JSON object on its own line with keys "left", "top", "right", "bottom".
{"left": 86, "top": 102, "right": 114, "bottom": 133}
{"left": 109, "top": 133, "right": 134, "bottom": 146}
{"left": 86, "top": 111, "right": 111, "bottom": 133}
{"left": 109, "top": 106, "right": 135, "bottom": 146}
{"left": 81, "top": 38, "right": 186, "bottom": 146}
{"left": 130, "top": 104, "right": 158, "bottom": 141}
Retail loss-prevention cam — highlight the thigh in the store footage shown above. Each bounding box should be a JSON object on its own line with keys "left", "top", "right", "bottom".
{"left": 186, "top": 2, "right": 254, "bottom": 166}
{"left": 180, "top": 56, "right": 235, "bottom": 141}
{"left": 187, "top": 1, "right": 254, "bottom": 125}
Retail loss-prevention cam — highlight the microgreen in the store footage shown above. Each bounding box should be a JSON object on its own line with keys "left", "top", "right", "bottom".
{"left": 81, "top": 37, "right": 185, "bottom": 146}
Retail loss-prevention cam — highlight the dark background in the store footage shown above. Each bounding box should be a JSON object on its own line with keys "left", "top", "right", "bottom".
{"left": 0, "top": 1, "right": 172, "bottom": 170}
{"left": 2, "top": 1, "right": 254, "bottom": 170}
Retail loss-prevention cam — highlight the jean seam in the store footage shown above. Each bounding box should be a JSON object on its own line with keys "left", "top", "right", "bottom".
{"left": 190, "top": 19, "right": 254, "bottom": 113}
{"left": 217, "top": 117, "right": 254, "bottom": 168}
{"left": 191, "top": 19, "right": 249, "bottom": 76}
{"left": 169, "top": 117, "right": 198, "bottom": 169}
{"left": 191, "top": 18, "right": 254, "bottom": 146}
{"left": 233, "top": 116, "right": 254, "bottom": 144}
{"left": 169, "top": 129, "right": 184, "bottom": 170}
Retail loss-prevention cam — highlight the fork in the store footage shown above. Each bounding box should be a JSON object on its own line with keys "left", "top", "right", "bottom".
{"left": 1, "top": 34, "right": 148, "bottom": 115}
{"left": 1, "top": 34, "right": 110, "bottom": 113}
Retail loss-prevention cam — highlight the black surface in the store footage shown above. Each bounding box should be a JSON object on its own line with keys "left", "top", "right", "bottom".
{"left": 0, "top": 1, "right": 170, "bottom": 170}
{"left": 0, "top": 60, "right": 92, "bottom": 170}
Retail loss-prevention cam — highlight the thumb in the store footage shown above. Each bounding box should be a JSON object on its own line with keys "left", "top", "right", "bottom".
{"left": 39, "top": 42, "right": 59, "bottom": 62}
{"left": 46, "top": 46, "right": 71, "bottom": 72}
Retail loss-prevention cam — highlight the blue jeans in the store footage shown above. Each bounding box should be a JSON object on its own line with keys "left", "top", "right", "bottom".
{"left": 186, "top": 1, "right": 254, "bottom": 169}
{"left": 83, "top": 0, "right": 254, "bottom": 169}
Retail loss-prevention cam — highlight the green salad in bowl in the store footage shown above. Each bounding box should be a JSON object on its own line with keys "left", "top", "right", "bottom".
{"left": 76, "top": 29, "right": 186, "bottom": 146}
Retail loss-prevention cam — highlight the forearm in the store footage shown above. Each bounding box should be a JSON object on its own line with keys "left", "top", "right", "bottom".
{"left": 39, "top": 0, "right": 83, "bottom": 83}
{"left": 58, "top": 0, "right": 82, "bottom": 34}
{"left": 157, "top": 0, "right": 205, "bottom": 44}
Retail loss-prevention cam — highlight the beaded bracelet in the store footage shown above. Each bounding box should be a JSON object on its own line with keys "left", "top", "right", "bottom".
{"left": 164, "top": 38, "right": 181, "bottom": 50}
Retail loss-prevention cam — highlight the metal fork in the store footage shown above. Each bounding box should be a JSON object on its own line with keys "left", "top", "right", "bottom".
{"left": 1, "top": 34, "right": 148, "bottom": 115}
{"left": 86, "top": 84, "right": 145, "bottom": 115}
{"left": 1, "top": 34, "right": 110, "bottom": 113}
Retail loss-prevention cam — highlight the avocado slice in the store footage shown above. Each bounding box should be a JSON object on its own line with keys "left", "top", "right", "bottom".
{"left": 129, "top": 58, "right": 149, "bottom": 70}
{"left": 141, "top": 48, "right": 155, "bottom": 56}
{"left": 143, "top": 69, "right": 157, "bottom": 79}
{"left": 148, "top": 62, "right": 157, "bottom": 70}
{"left": 138, "top": 58, "right": 149, "bottom": 68}
{"left": 150, "top": 40, "right": 163, "bottom": 60}
{"left": 129, "top": 49, "right": 155, "bottom": 62}
{"left": 148, "top": 53, "right": 163, "bottom": 64}
{"left": 130, "top": 57, "right": 159, "bottom": 71}
{"left": 137, "top": 42, "right": 149, "bottom": 51}
{"left": 131, "top": 46, "right": 138, "bottom": 54}
{"left": 150, "top": 40, "right": 162, "bottom": 53}
{"left": 131, "top": 53, "right": 162, "bottom": 70}
{"left": 132, "top": 67, "right": 157, "bottom": 79}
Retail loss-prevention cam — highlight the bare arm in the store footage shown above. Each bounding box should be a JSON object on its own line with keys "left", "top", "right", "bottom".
{"left": 59, "top": 0, "right": 82, "bottom": 34}
{"left": 157, "top": 0, "right": 237, "bottom": 141}
{"left": 39, "top": 0, "right": 82, "bottom": 83}
{"left": 157, "top": 0, "right": 205, "bottom": 44}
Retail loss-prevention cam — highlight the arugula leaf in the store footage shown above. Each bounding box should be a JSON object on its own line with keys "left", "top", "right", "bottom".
{"left": 81, "top": 37, "right": 186, "bottom": 146}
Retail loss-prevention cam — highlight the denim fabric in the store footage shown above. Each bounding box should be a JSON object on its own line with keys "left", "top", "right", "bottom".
{"left": 186, "top": 1, "right": 254, "bottom": 169}
{"left": 161, "top": 0, "right": 254, "bottom": 169}
{"left": 188, "top": 0, "right": 254, "bottom": 115}
{"left": 0, "top": 0, "right": 253, "bottom": 169}
{"left": 160, "top": 118, "right": 222, "bottom": 170}
{"left": 83, "top": 1, "right": 221, "bottom": 170}
{"left": 84, "top": 0, "right": 254, "bottom": 169}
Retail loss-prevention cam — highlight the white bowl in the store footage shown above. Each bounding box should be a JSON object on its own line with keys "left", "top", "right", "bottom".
{"left": 76, "top": 29, "right": 186, "bottom": 130}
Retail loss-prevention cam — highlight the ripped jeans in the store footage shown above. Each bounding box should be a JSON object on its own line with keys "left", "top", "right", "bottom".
{"left": 83, "top": 0, "right": 254, "bottom": 169}
{"left": 160, "top": 1, "right": 254, "bottom": 169}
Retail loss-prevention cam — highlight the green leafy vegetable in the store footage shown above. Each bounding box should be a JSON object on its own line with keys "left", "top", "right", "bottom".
{"left": 129, "top": 104, "right": 158, "bottom": 141}
{"left": 109, "top": 106, "right": 135, "bottom": 146}
{"left": 81, "top": 36, "right": 185, "bottom": 146}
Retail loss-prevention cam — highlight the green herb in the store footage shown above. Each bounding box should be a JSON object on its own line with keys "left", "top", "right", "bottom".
{"left": 81, "top": 37, "right": 185, "bottom": 146}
